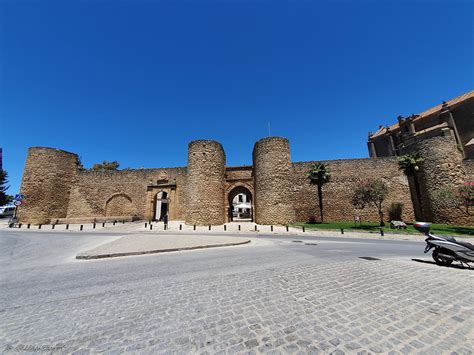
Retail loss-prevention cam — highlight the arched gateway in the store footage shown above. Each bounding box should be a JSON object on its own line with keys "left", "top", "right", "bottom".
{"left": 226, "top": 184, "right": 254, "bottom": 222}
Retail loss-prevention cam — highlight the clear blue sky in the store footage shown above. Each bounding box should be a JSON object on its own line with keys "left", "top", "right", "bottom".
{"left": 1, "top": 0, "right": 473, "bottom": 195}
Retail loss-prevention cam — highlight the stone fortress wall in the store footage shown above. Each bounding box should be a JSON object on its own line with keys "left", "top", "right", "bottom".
{"left": 292, "top": 158, "right": 415, "bottom": 223}
{"left": 18, "top": 136, "right": 471, "bottom": 226}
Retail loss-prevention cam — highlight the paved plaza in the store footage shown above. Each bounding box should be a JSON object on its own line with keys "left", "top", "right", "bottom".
{"left": 0, "top": 225, "right": 473, "bottom": 354}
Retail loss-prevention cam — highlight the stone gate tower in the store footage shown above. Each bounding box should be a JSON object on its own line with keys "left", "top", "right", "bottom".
{"left": 18, "top": 147, "right": 79, "bottom": 224}
{"left": 185, "top": 140, "right": 226, "bottom": 225}
{"left": 253, "top": 137, "right": 295, "bottom": 225}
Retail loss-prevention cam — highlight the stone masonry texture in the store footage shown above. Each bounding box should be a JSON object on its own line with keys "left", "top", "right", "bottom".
{"left": 416, "top": 134, "right": 473, "bottom": 225}
{"left": 253, "top": 137, "right": 295, "bottom": 225}
{"left": 17, "top": 136, "right": 472, "bottom": 226}
{"left": 186, "top": 140, "right": 226, "bottom": 225}
{"left": 18, "top": 147, "right": 79, "bottom": 224}
{"left": 292, "top": 158, "right": 415, "bottom": 223}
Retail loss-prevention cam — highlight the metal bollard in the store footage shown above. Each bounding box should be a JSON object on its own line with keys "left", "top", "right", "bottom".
{"left": 122, "top": 220, "right": 125, "bottom": 224}
{"left": 102, "top": 222, "right": 105, "bottom": 227}
{"left": 303, "top": 226, "right": 305, "bottom": 232}
{"left": 93, "top": 222, "right": 96, "bottom": 229}
{"left": 179, "top": 224, "right": 182, "bottom": 230}
{"left": 238, "top": 225, "right": 241, "bottom": 231}
{"left": 38, "top": 224, "right": 42, "bottom": 229}
{"left": 113, "top": 221, "right": 116, "bottom": 226}
{"left": 380, "top": 229, "right": 384, "bottom": 237}
{"left": 271, "top": 225, "right": 273, "bottom": 232}
{"left": 341, "top": 228, "right": 344, "bottom": 234}
{"left": 145, "top": 222, "right": 148, "bottom": 228}
{"left": 52, "top": 224, "right": 55, "bottom": 229}
{"left": 19, "top": 223, "right": 22, "bottom": 228}
{"left": 255, "top": 225, "right": 257, "bottom": 231}
{"left": 194, "top": 225, "right": 196, "bottom": 231}
{"left": 66, "top": 224, "right": 69, "bottom": 230}
{"left": 286, "top": 226, "right": 289, "bottom": 232}
{"left": 150, "top": 224, "right": 153, "bottom": 230}
{"left": 80, "top": 225, "right": 83, "bottom": 231}
{"left": 27, "top": 223, "right": 31, "bottom": 229}
{"left": 224, "top": 225, "right": 226, "bottom": 231}
{"left": 209, "top": 225, "right": 211, "bottom": 231}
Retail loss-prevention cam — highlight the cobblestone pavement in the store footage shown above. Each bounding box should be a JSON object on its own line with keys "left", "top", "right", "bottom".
{"left": 1, "top": 232, "right": 473, "bottom": 354}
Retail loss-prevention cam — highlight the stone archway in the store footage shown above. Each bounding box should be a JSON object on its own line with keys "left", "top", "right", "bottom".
{"left": 105, "top": 193, "right": 134, "bottom": 217}
{"left": 226, "top": 184, "right": 254, "bottom": 222}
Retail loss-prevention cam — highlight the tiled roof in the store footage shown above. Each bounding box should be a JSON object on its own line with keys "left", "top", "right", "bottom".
{"left": 370, "top": 90, "right": 474, "bottom": 139}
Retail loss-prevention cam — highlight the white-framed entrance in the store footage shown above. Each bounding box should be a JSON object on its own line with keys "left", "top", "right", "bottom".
{"left": 155, "top": 191, "right": 169, "bottom": 221}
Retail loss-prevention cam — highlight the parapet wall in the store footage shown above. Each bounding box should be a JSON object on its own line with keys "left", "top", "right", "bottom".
{"left": 292, "top": 158, "right": 415, "bottom": 223}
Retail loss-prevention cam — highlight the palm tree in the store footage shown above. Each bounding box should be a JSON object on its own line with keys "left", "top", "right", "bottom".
{"left": 398, "top": 153, "right": 424, "bottom": 220}
{"left": 308, "top": 162, "right": 331, "bottom": 223}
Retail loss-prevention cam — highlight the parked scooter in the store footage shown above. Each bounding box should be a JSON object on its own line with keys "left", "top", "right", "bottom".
{"left": 414, "top": 222, "right": 474, "bottom": 267}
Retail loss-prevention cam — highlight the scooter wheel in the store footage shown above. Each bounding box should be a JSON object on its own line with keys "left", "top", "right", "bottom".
{"left": 432, "top": 249, "right": 453, "bottom": 266}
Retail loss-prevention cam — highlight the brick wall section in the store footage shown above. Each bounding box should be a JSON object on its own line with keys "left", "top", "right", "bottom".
{"left": 185, "top": 140, "right": 226, "bottom": 225}
{"left": 292, "top": 158, "right": 415, "bottom": 223}
{"left": 18, "top": 147, "right": 79, "bottom": 224}
{"left": 416, "top": 134, "right": 473, "bottom": 225}
{"left": 253, "top": 137, "right": 295, "bottom": 225}
{"left": 66, "top": 168, "right": 187, "bottom": 221}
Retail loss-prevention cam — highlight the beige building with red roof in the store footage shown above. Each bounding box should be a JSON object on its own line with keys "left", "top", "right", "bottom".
{"left": 368, "top": 90, "right": 474, "bottom": 160}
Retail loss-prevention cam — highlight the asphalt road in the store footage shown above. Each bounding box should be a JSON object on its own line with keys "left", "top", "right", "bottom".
{"left": 1, "top": 230, "right": 472, "bottom": 353}
{"left": 0, "top": 231, "right": 425, "bottom": 308}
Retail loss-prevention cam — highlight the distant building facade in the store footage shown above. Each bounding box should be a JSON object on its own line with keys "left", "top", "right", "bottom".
{"left": 368, "top": 91, "right": 473, "bottom": 224}
{"left": 368, "top": 91, "right": 474, "bottom": 159}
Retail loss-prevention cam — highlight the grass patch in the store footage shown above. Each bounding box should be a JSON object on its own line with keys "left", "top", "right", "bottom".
{"left": 291, "top": 221, "right": 474, "bottom": 237}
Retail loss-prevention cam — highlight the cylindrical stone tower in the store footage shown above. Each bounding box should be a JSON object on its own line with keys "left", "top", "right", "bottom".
{"left": 17, "top": 147, "right": 79, "bottom": 224}
{"left": 415, "top": 130, "right": 472, "bottom": 225}
{"left": 253, "top": 137, "right": 295, "bottom": 225}
{"left": 185, "top": 140, "right": 226, "bottom": 225}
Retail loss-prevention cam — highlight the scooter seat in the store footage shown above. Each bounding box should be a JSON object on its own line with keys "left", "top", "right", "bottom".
{"left": 439, "top": 235, "right": 456, "bottom": 242}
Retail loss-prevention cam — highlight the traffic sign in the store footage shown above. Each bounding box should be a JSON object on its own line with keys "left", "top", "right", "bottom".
{"left": 13, "top": 200, "right": 22, "bottom": 206}
{"left": 14, "top": 194, "right": 25, "bottom": 201}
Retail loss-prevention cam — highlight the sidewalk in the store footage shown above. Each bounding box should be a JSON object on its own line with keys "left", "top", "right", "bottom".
{"left": 76, "top": 234, "right": 251, "bottom": 260}
{"left": 3, "top": 219, "right": 471, "bottom": 243}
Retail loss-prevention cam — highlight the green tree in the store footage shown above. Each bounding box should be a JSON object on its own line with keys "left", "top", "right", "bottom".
{"left": 91, "top": 161, "right": 120, "bottom": 171}
{"left": 398, "top": 153, "right": 424, "bottom": 220}
{"left": 0, "top": 170, "right": 13, "bottom": 206}
{"left": 352, "top": 179, "right": 389, "bottom": 227}
{"left": 308, "top": 162, "right": 331, "bottom": 223}
{"left": 436, "top": 182, "right": 474, "bottom": 216}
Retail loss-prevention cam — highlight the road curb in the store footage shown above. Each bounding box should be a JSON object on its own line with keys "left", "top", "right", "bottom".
{"left": 76, "top": 239, "right": 251, "bottom": 260}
